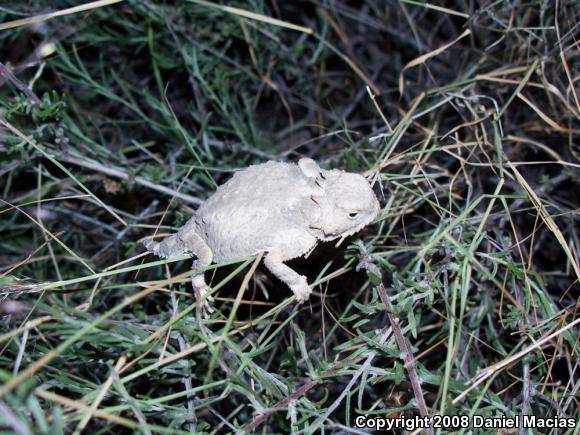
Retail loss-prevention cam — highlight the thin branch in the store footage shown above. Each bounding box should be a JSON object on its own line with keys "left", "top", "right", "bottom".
{"left": 57, "top": 154, "right": 203, "bottom": 206}
{"left": 377, "top": 283, "right": 431, "bottom": 421}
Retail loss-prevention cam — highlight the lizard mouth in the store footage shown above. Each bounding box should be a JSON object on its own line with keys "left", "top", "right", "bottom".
{"left": 311, "top": 214, "right": 378, "bottom": 242}
{"left": 320, "top": 228, "right": 355, "bottom": 242}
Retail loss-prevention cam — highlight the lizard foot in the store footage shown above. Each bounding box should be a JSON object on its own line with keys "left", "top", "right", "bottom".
{"left": 290, "top": 276, "right": 312, "bottom": 303}
{"left": 194, "top": 284, "right": 215, "bottom": 319}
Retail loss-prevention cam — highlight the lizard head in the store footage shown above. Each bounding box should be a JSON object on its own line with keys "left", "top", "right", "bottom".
{"left": 307, "top": 168, "right": 380, "bottom": 242}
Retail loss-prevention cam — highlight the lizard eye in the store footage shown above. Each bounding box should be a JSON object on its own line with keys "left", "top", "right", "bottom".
{"left": 348, "top": 211, "right": 359, "bottom": 219}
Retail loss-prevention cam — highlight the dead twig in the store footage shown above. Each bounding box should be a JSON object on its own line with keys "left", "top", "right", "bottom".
{"left": 0, "top": 62, "right": 41, "bottom": 104}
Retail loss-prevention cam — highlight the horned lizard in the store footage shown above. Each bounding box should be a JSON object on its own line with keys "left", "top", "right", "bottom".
{"left": 143, "top": 158, "right": 379, "bottom": 308}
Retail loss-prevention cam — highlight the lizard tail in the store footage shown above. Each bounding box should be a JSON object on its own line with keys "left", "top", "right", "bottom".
{"left": 143, "top": 239, "right": 162, "bottom": 257}
{"left": 143, "top": 235, "right": 181, "bottom": 259}
{"left": 143, "top": 218, "right": 198, "bottom": 259}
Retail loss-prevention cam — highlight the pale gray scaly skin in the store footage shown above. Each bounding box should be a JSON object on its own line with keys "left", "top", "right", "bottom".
{"left": 143, "top": 158, "right": 380, "bottom": 306}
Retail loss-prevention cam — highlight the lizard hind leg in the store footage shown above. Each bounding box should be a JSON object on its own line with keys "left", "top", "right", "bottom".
{"left": 145, "top": 222, "right": 214, "bottom": 315}
{"left": 183, "top": 233, "right": 214, "bottom": 316}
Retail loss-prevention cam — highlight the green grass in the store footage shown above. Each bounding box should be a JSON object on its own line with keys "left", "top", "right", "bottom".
{"left": 0, "top": 1, "right": 579, "bottom": 433}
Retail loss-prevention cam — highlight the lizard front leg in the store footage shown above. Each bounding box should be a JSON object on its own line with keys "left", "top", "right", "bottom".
{"left": 263, "top": 232, "right": 317, "bottom": 303}
{"left": 264, "top": 251, "right": 311, "bottom": 302}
